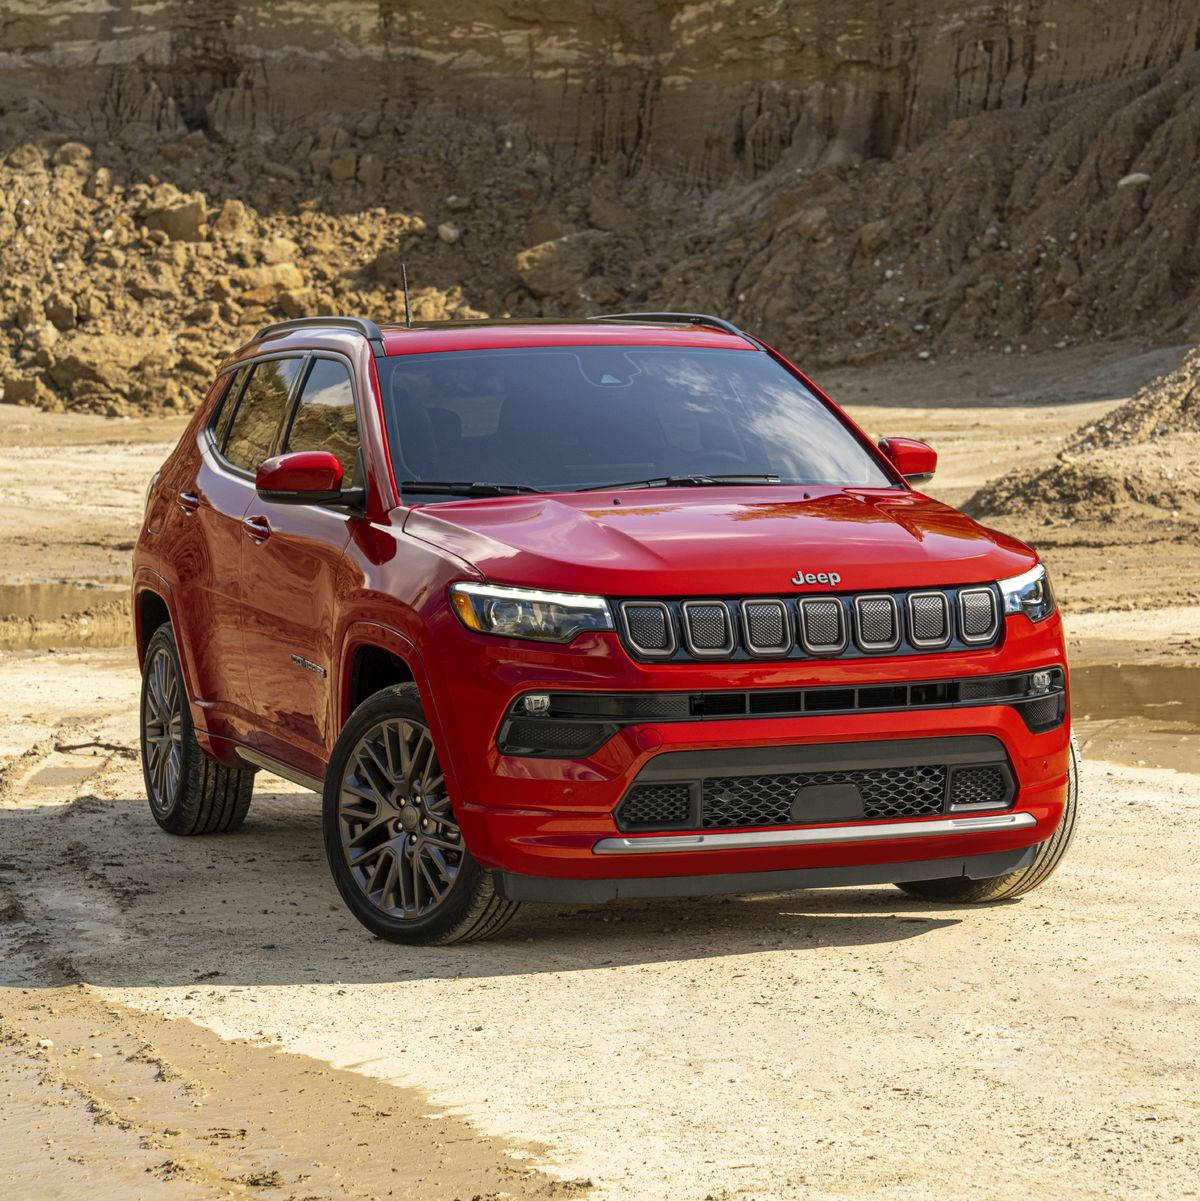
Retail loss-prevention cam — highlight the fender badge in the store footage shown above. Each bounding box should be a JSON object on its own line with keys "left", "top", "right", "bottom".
{"left": 290, "top": 654, "right": 327, "bottom": 678}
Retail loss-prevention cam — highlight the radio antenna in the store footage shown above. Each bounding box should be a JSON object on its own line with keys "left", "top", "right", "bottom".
{"left": 401, "top": 262, "right": 412, "bottom": 328}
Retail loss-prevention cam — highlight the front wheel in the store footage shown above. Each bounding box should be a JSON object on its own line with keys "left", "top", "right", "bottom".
{"left": 322, "top": 683, "right": 520, "bottom": 944}
{"left": 896, "top": 734, "right": 1080, "bottom": 903}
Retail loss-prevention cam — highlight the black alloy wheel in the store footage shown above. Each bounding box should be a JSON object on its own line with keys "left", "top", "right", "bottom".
{"left": 322, "top": 683, "right": 520, "bottom": 944}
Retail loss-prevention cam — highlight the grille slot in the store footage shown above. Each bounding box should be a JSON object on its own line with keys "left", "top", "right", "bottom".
{"left": 908, "top": 591, "right": 950, "bottom": 647}
{"left": 682, "top": 601, "right": 734, "bottom": 656}
{"left": 959, "top": 588, "right": 999, "bottom": 642}
{"left": 742, "top": 599, "right": 791, "bottom": 655}
{"left": 949, "top": 766, "right": 1010, "bottom": 809}
{"left": 617, "top": 783, "right": 692, "bottom": 830}
{"left": 854, "top": 595, "right": 900, "bottom": 651}
{"left": 798, "top": 598, "right": 846, "bottom": 654}
{"left": 621, "top": 601, "right": 675, "bottom": 655}
{"left": 702, "top": 764, "right": 947, "bottom": 828}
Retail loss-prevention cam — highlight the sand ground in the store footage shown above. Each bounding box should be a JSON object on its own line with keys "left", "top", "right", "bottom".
{"left": 0, "top": 342, "right": 1197, "bottom": 1199}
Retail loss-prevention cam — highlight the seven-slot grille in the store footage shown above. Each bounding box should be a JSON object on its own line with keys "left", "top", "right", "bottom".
{"left": 617, "top": 586, "right": 1001, "bottom": 662}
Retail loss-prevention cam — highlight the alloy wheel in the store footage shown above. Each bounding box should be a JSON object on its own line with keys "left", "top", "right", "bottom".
{"left": 143, "top": 646, "right": 184, "bottom": 814}
{"left": 336, "top": 718, "right": 463, "bottom": 918}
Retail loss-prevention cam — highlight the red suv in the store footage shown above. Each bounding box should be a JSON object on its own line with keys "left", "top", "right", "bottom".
{"left": 133, "top": 314, "right": 1076, "bottom": 944}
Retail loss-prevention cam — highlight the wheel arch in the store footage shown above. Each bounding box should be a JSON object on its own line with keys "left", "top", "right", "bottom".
{"left": 336, "top": 623, "right": 464, "bottom": 802}
{"left": 337, "top": 623, "right": 444, "bottom": 748}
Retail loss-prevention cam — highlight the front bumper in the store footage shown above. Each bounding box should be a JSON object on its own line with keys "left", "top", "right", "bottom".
{"left": 425, "top": 611, "right": 1070, "bottom": 890}
{"left": 493, "top": 844, "right": 1038, "bottom": 902}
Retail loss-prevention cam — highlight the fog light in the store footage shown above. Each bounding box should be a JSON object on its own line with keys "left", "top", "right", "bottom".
{"left": 1031, "top": 670, "right": 1053, "bottom": 694}
{"left": 523, "top": 693, "right": 551, "bottom": 714}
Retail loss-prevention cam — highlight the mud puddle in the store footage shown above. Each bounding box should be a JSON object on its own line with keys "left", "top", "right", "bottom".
{"left": 0, "top": 984, "right": 576, "bottom": 1201}
{"left": 0, "top": 580, "right": 130, "bottom": 652}
{"left": 1072, "top": 663, "right": 1199, "bottom": 773}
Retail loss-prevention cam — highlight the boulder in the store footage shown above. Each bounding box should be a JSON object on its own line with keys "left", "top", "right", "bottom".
{"left": 52, "top": 142, "right": 93, "bottom": 170}
{"left": 357, "top": 154, "right": 384, "bottom": 186}
{"left": 329, "top": 152, "right": 357, "bottom": 182}
{"left": 513, "top": 231, "right": 611, "bottom": 299}
{"left": 142, "top": 186, "right": 207, "bottom": 242}
{"left": 211, "top": 198, "right": 252, "bottom": 236}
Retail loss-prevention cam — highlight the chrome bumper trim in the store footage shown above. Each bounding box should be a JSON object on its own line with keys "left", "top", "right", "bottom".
{"left": 592, "top": 811, "right": 1037, "bottom": 855}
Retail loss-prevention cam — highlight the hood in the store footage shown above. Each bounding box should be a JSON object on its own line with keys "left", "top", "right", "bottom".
{"left": 402, "top": 486, "right": 1038, "bottom": 596}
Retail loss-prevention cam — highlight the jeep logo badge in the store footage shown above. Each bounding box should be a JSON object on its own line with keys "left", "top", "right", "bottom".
{"left": 791, "top": 570, "right": 841, "bottom": 587}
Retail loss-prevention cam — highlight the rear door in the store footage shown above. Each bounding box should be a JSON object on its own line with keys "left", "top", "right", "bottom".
{"left": 240, "top": 354, "right": 364, "bottom": 776}
{"left": 193, "top": 354, "right": 305, "bottom": 741}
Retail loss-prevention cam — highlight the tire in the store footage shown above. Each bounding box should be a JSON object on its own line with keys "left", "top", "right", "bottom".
{"left": 322, "top": 683, "right": 520, "bottom": 945}
{"left": 896, "top": 733, "right": 1080, "bottom": 903}
{"left": 140, "top": 623, "right": 255, "bottom": 835}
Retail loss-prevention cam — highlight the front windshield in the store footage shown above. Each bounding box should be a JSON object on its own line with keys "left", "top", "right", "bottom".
{"left": 377, "top": 345, "right": 893, "bottom": 498}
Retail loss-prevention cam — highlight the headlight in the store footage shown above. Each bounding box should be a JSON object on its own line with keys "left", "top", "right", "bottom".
{"left": 449, "top": 582, "right": 614, "bottom": 643}
{"left": 999, "top": 563, "right": 1056, "bottom": 623}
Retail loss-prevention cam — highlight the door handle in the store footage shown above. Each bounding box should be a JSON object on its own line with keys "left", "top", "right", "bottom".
{"left": 242, "top": 514, "right": 272, "bottom": 542}
{"left": 177, "top": 490, "right": 201, "bottom": 515}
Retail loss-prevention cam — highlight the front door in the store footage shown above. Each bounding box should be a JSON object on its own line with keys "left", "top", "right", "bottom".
{"left": 206, "top": 354, "right": 306, "bottom": 742}
{"left": 240, "top": 355, "right": 365, "bottom": 778}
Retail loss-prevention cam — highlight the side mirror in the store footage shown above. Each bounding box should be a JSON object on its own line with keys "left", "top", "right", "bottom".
{"left": 878, "top": 437, "right": 937, "bottom": 486}
{"left": 255, "top": 451, "right": 345, "bottom": 504}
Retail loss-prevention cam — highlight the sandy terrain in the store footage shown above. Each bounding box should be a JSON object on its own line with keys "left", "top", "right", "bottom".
{"left": 0, "top": 342, "right": 1198, "bottom": 1199}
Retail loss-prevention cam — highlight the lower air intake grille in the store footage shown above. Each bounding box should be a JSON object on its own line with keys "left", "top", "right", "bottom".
{"left": 702, "top": 764, "right": 947, "bottom": 828}
{"left": 1017, "top": 693, "right": 1066, "bottom": 732}
{"left": 949, "top": 766, "right": 1009, "bottom": 809}
{"left": 501, "top": 719, "right": 607, "bottom": 756}
{"left": 618, "top": 783, "right": 692, "bottom": 830}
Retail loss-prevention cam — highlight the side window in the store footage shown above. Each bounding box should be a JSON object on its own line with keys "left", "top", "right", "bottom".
{"left": 223, "top": 358, "right": 303, "bottom": 473}
{"left": 212, "top": 367, "right": 248, "bottom": 449}
{"left": 283, "top": 358, "right": 362, "bottom": 489}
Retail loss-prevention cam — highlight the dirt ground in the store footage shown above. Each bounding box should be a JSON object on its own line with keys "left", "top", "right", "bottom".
{"left": 0, "top": 342, "right": 1198, "bottom": 1199}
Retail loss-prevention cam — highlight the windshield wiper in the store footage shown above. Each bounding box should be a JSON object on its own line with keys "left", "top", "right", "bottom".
{"left": 400, "top": 480, "right": 545, "bottom": 497}
{"left": 575, "top": 473, "right": 781, "bottom": 492}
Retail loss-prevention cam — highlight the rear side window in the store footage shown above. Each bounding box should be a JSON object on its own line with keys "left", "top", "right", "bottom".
{"left": 212, "top": 367, "right": 248, "bottom": 448}
{"left": 223, "top": 358, "right": 303, "bottom": 472}
{"left": 283, "top": 358, "right": 362, "bottom": 489}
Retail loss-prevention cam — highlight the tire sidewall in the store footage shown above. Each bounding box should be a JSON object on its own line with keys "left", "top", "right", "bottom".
{"left": 321, "top": 684, "right": 485, "bottom": 942}
{"left": 140, "top": 624, "right": 195, "bottom": 823}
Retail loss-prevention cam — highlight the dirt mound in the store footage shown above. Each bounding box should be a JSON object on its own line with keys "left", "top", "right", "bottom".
{"left": 967, "top": 348, "right": 1200, "bottom": 521}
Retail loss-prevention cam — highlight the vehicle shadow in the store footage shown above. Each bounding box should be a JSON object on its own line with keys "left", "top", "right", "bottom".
{"left": 1, "top": 788, "right": 963, "bottom": 991}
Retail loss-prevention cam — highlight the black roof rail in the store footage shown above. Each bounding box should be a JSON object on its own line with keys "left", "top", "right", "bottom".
{"left": 586, "top": 311, "right": 750, "bottom": 339}
{"left": 253, "top": 316, "right": 385, "bottom": 356}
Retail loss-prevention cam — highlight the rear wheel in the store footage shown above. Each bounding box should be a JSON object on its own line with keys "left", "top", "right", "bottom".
{"left": 896, "top": 734, "right": 1079, "bottom": 902}
{"left": 140, "top": 623, "right": 254, "bottom": 834}
{"left": 322, "top": 683, "right": 520, "bottom": 945}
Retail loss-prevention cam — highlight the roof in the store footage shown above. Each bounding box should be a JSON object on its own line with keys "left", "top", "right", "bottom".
{"left": 246, "top": 315, "right": 761, "bottom": 361}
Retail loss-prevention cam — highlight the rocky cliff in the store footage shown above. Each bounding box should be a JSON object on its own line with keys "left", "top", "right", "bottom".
{"left": 2, "top": 2, "right": 1199, "bottom": 414}
{"left": 2, "top": 1, "right": 1198, "bottom": 178}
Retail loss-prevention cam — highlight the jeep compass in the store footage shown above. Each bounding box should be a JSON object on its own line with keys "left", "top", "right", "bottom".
{"left": 133, "top": 314, "right": 1076, "bottom": 944}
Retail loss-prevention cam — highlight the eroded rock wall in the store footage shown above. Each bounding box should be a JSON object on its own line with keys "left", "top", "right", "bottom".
{"left": 2, "top": 1, "right": 1198, "bottom": 178}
